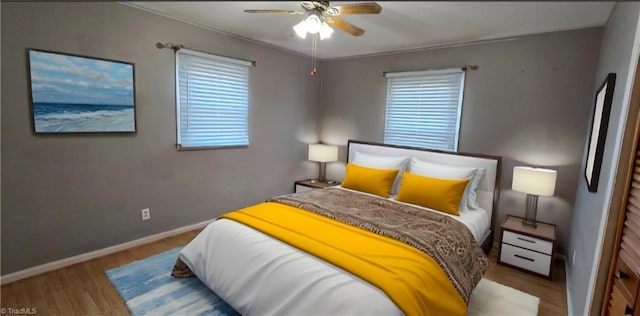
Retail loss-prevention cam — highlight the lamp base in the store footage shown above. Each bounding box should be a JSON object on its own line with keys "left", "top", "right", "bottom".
{"left": 522, "top": 194, "right": 539, "bottom": 228}
{"left": 318, "top": 162, "right": 326, "bottom": 182}
{"left": 521, "top": 218, "right": 538, "bottom": 228}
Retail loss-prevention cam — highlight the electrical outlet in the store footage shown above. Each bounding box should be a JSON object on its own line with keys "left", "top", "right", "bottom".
{"left": 572, "top": 251, "right": 576, "bottom": 266}
{"left": 141, "top": 208, "right": 150, "bottom": 221}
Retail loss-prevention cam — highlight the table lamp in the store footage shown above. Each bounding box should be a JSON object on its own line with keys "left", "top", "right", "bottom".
{"left": 308, "top": 144, "right": 338, "bottom": 182}
{"left": 512, "top": 166, "right": 557, "bottom": 227}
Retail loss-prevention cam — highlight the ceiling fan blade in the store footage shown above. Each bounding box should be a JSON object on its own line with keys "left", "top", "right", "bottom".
{"left": 329, "top": 3, "right": 382, "bottom": 15}
{"left": 325, "top": 17, "right": 365, "bottom": 36}
{"left": 243, "top": 9, "right": 305, "bottom": 14}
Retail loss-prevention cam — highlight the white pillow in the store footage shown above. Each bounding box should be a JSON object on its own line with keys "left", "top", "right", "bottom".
{"left": 467, "top": 168, "right": 486, "bottom": 210}
{"left": 352, "top": 151, "right": 408, "bottom": 194}
{"left": 408, "top": 157, "right": 483, "bottom": 212}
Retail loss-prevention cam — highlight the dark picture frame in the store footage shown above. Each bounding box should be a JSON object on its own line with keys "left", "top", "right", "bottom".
{"left": 585, "top": 73, "right": 616, "bottom": 192}
{"left": 27, "top": 49, "right": 136, "bottom": 134}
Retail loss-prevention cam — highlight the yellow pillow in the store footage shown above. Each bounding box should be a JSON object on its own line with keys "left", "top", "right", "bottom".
{"left": 342, "top": 163, "right": 399, "bottom": 198}
{"left": 396, "top": 172, "right": 470, "bottom": 216}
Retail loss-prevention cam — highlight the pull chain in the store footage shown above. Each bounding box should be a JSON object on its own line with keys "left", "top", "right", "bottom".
{"left": 310, "top": 33, "right": 318, "bottom": 77}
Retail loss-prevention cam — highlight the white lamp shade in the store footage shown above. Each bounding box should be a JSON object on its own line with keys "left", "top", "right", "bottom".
{"left": 319, "top": 22, "right": 334, "bottom": 40}
{"left": 293, "top": 20, "right": 308, "bottom": 39}
{"left": 308, "top": 144, "right": 338, "bottom": 162}
{"left": 305, "top": 14, "right": 322, "bottom": 34}
{"left": 512, "top": 166, "right": 557, "bottom": 196}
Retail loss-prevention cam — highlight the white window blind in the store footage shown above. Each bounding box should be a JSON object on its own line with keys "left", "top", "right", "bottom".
{"left": 384, "top": 68, "right": 465, "bottom": 151}
{"left": 176, "top": 49, "right": 251, "bottom": 149}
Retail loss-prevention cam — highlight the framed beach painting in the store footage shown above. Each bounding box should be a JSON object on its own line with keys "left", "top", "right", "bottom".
{"left": 585, "top": 73, "right": 616, "bottom": 192}
{"left": 27, "top": 49, "right": 136, "bottom": 133}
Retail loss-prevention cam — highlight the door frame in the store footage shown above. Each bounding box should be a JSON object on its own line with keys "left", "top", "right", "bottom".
{"left": 596, "top": 53, "right": 640, "bottom": 315}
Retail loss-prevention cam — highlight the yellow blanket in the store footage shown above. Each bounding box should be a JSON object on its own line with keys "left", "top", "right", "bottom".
{"left": 222, "top": 202, "right": 467, "bottom": 316}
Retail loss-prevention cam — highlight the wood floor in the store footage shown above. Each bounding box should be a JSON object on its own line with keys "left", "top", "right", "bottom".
{"left": 485, "top": 248, "right": 567, "bottom": 315}
{"left": 1, "top": 230, "right": 567, "bottom": 315}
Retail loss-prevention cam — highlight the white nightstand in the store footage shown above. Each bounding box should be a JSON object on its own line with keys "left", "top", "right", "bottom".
{"left": 499, "top": 215, "right": 556, "bottom": 279}
{"left": 294, "top": 179, "right": 340, "bottom": 193}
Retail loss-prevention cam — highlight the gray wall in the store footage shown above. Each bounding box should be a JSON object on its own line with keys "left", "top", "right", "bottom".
{"left": 319, "top": 28, "right": 603, "bottom": 254}
{"left": 1, "top": 3, "right": 320, "bottom": 274}
{"left": 568, "top": 3, "right": 640, "bottom": 315}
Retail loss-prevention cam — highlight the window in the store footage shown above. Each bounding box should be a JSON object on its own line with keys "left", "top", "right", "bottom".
{"left": 176, "top": 49, "right": 251, "bottom": 149}
{"left": 383, "top": 68, "right": 465, "bottom": 152}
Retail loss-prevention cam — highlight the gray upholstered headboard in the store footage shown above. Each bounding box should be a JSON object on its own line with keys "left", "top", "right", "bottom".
{"left": 347, "top": 140, "right": 501, "bottom": 251}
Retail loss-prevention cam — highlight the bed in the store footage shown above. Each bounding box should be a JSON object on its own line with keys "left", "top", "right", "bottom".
{"left": 175, "top": 140, "right": 501, "bottom": 315}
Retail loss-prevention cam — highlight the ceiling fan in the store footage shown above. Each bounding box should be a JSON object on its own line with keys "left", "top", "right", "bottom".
{"left": 244, "top": 1, "right": 382, "bottom": 39}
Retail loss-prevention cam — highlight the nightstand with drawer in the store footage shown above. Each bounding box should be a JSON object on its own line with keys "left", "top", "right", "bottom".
{"left": 294, "top": 179, "right": 340, "bottom": 193}
{"left": 499, "top": 215, "right": 556, "bottom": 279}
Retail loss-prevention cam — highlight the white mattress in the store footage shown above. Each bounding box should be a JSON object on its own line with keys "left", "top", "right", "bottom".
{"left": 181, "top": 218, "right": 403, "bottom": 315}
{"left": 180, "top": 189, "right": 490, "bottom": 315}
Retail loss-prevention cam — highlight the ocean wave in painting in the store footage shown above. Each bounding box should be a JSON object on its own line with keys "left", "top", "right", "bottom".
{"left": 33, "top": 102, "right": 135, "bottom": 133}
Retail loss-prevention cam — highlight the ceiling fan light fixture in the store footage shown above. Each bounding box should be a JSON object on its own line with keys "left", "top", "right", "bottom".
{"left": 305, "top": 14, "right": 322, "bottom": 34}
{"left": 293, "top": 20, "right": 308, "bottom": 39}
{"left": 246, "top": 1, "right": 382, "bottom": 76}
{"left": 246, "top": 1, "right": 381, "bottom": 39}
{"left": 319, "top": 22, "right": 333, "bottom": 40}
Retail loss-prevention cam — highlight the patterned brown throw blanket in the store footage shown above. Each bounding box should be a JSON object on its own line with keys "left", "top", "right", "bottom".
{"left": 269, "top": 187, "right": 489, "bottom": 304}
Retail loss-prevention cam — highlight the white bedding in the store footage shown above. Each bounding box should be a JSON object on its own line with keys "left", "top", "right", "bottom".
{"left": 180, "top": 189, "right": 490, "bottom": 315}
{"left": 181, "top": 218, "right": 402, "bottom": 315}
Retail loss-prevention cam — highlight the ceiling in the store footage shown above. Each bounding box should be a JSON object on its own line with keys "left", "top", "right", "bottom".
{"left": 125, "top": 1, "right": 615, "bottom": 60}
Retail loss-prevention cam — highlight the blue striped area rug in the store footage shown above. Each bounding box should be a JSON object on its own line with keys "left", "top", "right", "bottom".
{"left": 105, "top": 248, "right": 239, "bottom": 316}
{"left": 107, "top": 248, "right": 539, "bottom": 315}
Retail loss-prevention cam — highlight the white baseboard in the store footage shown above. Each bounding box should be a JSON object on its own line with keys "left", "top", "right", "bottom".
{"left": 0, "top": 219, "right": 212, "bottom": 285}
